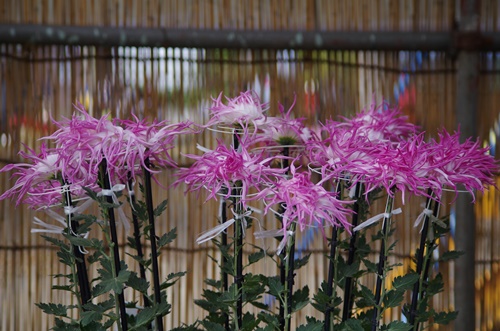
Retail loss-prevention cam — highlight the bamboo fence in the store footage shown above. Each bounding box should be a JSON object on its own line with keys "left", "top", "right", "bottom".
{"left": 0, "top": 0, "right": 499, "bottom": 330}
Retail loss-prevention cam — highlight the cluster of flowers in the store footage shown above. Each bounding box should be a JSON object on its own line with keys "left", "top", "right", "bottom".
{"left": 0, "top": 103, "right": 194, "bottom": 213}
{"left": 175, "top": 91, "right": 497, "bottom": 246}
{"left": 1, "top": 91, "right": 497, "bottom": 239}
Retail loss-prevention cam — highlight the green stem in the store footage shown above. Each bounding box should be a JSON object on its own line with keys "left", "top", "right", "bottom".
{"left": 283, "top": 222, "right": 296, "bottom": 331}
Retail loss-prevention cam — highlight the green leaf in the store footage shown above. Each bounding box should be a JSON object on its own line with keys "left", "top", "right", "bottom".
{"left": 339, "top": 260, "right": 361, "bottom": 278}
{"left": 433, "top": 311, "right": 458, "bottom": 325}
{"left": 358, "top": 284, "right": 376, "bottom": 306}
{"left": 130, "top": 306, "right": 157, "bottom": 330}
{"left": 267, "top": 277, "right": 283, "bottom": 298}
{"left": 57, "top": 250, "right": 75, "bottom": 266}
{"left": 294, "top": 254, "right": 310, "bottom": 270}
{"left": 66, "top": 235, "right": 93, "bottom": 247}
{"left": 157, "top": 228, "right": 177, "bottom": 247}
{"left": 339, "top": 319, "right": 364, "bottom": 331}
{"left": 52, "top": 318, "right": 81, "bottom": 331}
{"left": 154, "top": 199, "right": 168, "bottom": 217}
{"left": 426, "top": 273, "right": 444, "bottom": 296}
{"left": 127, "top": 272, "right": 150, "bottom": 293}
{"left": 297, "top": 317, "right": 323, "bottom": 331}
{"left": 439, "top": 250, "right": 465, "bottom": 262}
{"left": 93, "top": 269, "right": 131, "bottom": 296}
{"left": 241, "top": 312, "right": 261, "bottom": 331}
{"left": 392, "top": 273, "right": 419, "bottom": 291}
{"left": 383, "top": 321, "right": 412, "bottom": 331}
{"left": 383, "top": 289, "right": 405, "bottom": 308}
{"left": 80, "top": 310, "right": 102, "bottom": 326}
{"left": 200, "top": 320, "right": 225, "bottom": 331}
{"left": 292, "top": 286, "right": 310, "bottom": 312}
{"left": 248, "top": 250, "right": 266, "bottom": 265}
{"left": 257, "top": 311, "right": 280, "bottom": 329}
{"left": 35, "top": 303, "right": 68, "bottom": 317}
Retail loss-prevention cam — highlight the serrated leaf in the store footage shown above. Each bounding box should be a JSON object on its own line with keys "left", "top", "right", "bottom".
{"left": 294, "top": 254, "right": 310, "bottom": 270}
{"left": 200, "top": 320, "right": 226, "bottom": 331}
{"left": 130, "top": 306, "right": 156, "bottom": 330}
{"left": 248, "top": 250, "right": 266, "bottom": 265}
{"left": 93, "top": 269, "right": 131, "bottom": 296}
{"left": 35, "top": 303, "right": 68, "bottom": 316}
{"left": 80, "top": 310, "right": 103, "bottom": 326}
{"left": 157, "top": 228, "right": 177, "bottom": 247}
{"left": 154, "top": 199, "right": 168, "bottom": 217}
{"left": 257, "top": 311, "right": 280, "bottom": 328}
{"left": 384, "top": 321, "right": 412, "bottom": 331}
{"left": 267, "top": 277, "right": 283, "bottom": 298}
{"left": 359, "top": 284, "right": 376, "bottom": 306}
{"left": 297, "top": 317, "right": 323, "bottom": 331}
{"left": 57, "top": 250, "right": 75, "bottom": 266}
{"left": 383, "top": 289, "right": 405, "bottom": 308}
{"left": 434, "top": 311, "right": 458, "bottom": 325}
{"left": 339, "top": 319, "right": 364, "bottom": 331}
{"left": 439, "top": 250, "right": 465, "bottom": 262}
{"left": 392, "top": 273, "right": 419, "bottom": 291}
{"left": 292, "top": 286, "right": 310, "bottom": 312}
{"left": 66, "top": 235, "right": 93, "bottom": 247}
{"left": 127, "top": 272, "right": 150, "bottom": 293}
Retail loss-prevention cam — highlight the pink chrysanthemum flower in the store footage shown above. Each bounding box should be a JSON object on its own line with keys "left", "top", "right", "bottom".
{"left": 48, "top": 104, "right": 194, "bottom": 182}
{"left": 117, "top": 115, "right": 195, "bottom": 180}
{"left": 0, "top": 143, "right": 95, "bottom": 209}
{"left": 175, "top": 140, "right": 286, "bottom": 203}
{"left": 423, "top": 129, "right": 498, "bottom": 200}
{"left": 258, "top": 97, "right": 309, "bottom": 146}
{"left": 254, "top": 164, "right": 353, "bottom": 236}
{"left": 338, "top": 101, "right": 417, "bottom": 143}
{"left": 205, "top": 91, "right": 269, "bottom": 130}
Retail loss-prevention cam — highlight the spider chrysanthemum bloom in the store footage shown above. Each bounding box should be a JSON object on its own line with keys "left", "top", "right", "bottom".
{"left": 339, "top": 101, "right": 418, "bottom": 143}
{"left": 48, "top": 104, "right": 194, "bottom": 182}
{"left": 117, "top": 115, "right": 195, "bottom": 180}
{"left": 0, "top": 143, "right": 95, "bottom": 209}
{"left": 424, "top": 129, "right": 498, "bottom": 200}
{"left": 175, "top": 140, "right": 286, "bottom": 203}
{"left": 205, "top": 90, "right": 269, "bottom": 130}
{"left": 258, "top": 97, "right": 309, "bottom": 146}
{"left": 254, "top": 164, "right": 353, "bottom": 235}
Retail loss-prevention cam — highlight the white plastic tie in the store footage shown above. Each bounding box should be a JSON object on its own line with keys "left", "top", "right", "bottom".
{"left": 353, "top": 208, "right": 402, "bottom": 232}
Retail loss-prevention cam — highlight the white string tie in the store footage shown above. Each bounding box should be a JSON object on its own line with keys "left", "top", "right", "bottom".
{"left": 353, "top": 208, "right": 402, "bottom": 232}
{"left": 97, "top": 183, "right": 130, "bottom": 232}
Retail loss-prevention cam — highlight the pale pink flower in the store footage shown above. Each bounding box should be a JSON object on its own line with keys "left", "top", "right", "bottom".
{"left": 258, "top": 97, "right": 308, "bottom": 146}
{"left": 0, "top": 144, "right": 95, "bottom": 208}
{"left": 47, "top": 104, "right": 194, "bottom": 183}
{"left": 175, "top": 140, "right": 286, "bottom": 203}
{"left": 205, "top": 91, "right": 268, "bottom": 130}
{"left": 423, "top": 129, "right": 498, "bottom": 200}
{"left": 253, "top": 164, "right": 353, "bottom": 236}
{"left": 338, "top": 101, "right": 417, "bottom": 142}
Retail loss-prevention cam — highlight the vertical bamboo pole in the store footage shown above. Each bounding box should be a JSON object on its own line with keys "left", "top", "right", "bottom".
{"left": 455, "top": 1, "right": 479, "bottom": 331}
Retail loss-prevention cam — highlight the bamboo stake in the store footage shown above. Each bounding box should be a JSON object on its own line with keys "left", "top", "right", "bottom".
{"left": 143, "top": 157, "right": 164, "bottom": 331}
{"left": 99, "top": 158, "right": 128, "bottom": 331}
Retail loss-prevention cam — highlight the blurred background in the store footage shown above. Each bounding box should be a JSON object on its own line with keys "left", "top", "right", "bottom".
{"left": 0, "top": 1, "right": 499, "bottom": 330}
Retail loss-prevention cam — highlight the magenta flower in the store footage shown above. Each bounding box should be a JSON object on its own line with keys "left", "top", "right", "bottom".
{"left": 253, "top": 164, "right": 353, "bottom": 236}
{"left": 258, "top": 97, "right": 309, "bottom": 146}
{"left": 0, "top": 143, "right": 96, "bottom": 209}
{"left": 338, "top": 101, "right": 417, "bottom": 143}
{"left": 423, "top": 129, "right": 498, "bottom": 200}
{"left": 175, "top": 140, "right": 286, "bottom": 203}
{"left": 205, "top": 91, "right": 268, "bottom": 130}
{"left": 47, "top": 103, "right": 194, "bottom": 183}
